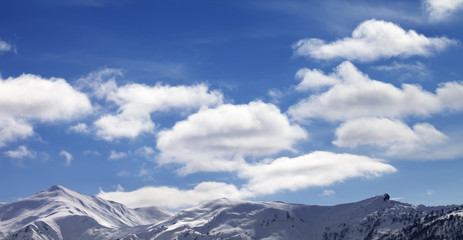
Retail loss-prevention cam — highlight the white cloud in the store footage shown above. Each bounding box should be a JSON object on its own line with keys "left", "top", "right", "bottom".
{"left": 239, "top": 151, "right": 396, "bottom": 196}
{"left": 4, "top": 146, "right": 36, "bottom": 159}
{"left": 109, "top": 150, "right": 127, "bottom": 160}
{"left": 333, "top": 118, "right": 448, "bottom": 156}
{"left": 69, "top": 123, "right": 90, "bottom": 134}
{"left": 60, "top": 150, "right": 73, "bottom": 166}
{"left": 321, "top": 190, "right": 336, "bottom": 196}
{"left": 98, "top": 182, "right": 244, "bottom": 209}
{"left": 108, "top": 146, "right": 155, "bottom": 161}
{"left": 95, "top": 114, "right": 154, "bottom": 140}
{"left": 156, "top": 101, "right": 308, "bottom": 175}
{"left": 94, "top": 83, "right": 223, "bottom": 141}
{"left": 0, "top": 74, "right": 92, "bottom": 146}
{"left": 135, "top": 146, "right": 155, "bottom": 157}
{"left": 436, "top": 81, "right": 463, "bottom": 111}
{"left": 426, "top": 189, "right": 435, "bottom": 195}
{"left": 288, "top": 61, "right": 463, "bottom": 122}
{"left": 99, "top": 151, "right": 396, "bottom": 209}
{"left": 75, "top": 68, "right": 123, "bottom": 99}
{"left": 295, "top": 68, "right": 340, "bottom": 91}
{"left": 0, "top": 74, "right": 92, "bottom": 121}
{"left": 83, "top": 150, "right": 101, "bottom": 156}
{"left": 267, "top": 88, "right": 284, "bottom": 103}
{"left": 293, "top": 19, "right": 456, "bottom": 62}
{"left": 0, "top": 40, "right": 12, "bottom": 52}
{"left": 115, "top": 184, "right": 124, "bottom": 192}
{"left": 425, "top": 0, "right": 463, "bottom": 21}
{"left": 0, "top": 118, "right": 34, "bottom": 147}
{"left": 373, "top": 61, "right": 431, "bottom": 82}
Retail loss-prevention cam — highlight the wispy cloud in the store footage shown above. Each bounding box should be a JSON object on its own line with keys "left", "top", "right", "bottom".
{"left": 68, "top": 123, "right": 90, "bottom": 134}
{"left": 372, "top": 61, "right": 432, "bottom": 82}
{"left": 60, "top": 150, "right": 73, "bottom": 166}
{"left": 0, "top": 40, "right": 13, "bottom": 53}
{"left": 4, "top": 146, "right": 36, "bottom": 159}
{"left": 321, "top": 190, "right": 336, "bottom": 196}
{"left": 108, "top": 150, "right": 127, "bottom": 160}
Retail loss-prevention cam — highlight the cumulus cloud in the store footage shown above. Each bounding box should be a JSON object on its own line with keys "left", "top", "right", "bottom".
{"left": 0, "top": 74, "right": 92, "bottom": 121}
{"left": 93, "top": 82, "right": 223, "bottom": 141}
{"left": 0, "top": 40, "right": 12, "bottom": 53}
{"left": 293, "top": 19, "right": 456, "bottom": 62}
{"left": 288, "top": 61, "right": 463, "bottom": 122}
{"left": 425, "top": 0, "right": 463, "bottom": 21}
{"left": 333, "top": 118, "right": 448, "bottom": 156}
{"left": 0, "top": 74, "right": 92, "bottom": 146}
{"left": 156, "top": 101, "right": 308, "bottom": 174}
{"left": 239, "top": 151, "right": 396, "bottom": 196}
{"left": 98, "top": 181, "right": 244, "bottom": 209}
{"left": 4, "top": 146, "right": 36, "bottom": 159}
{"left": 60, "top": 150, "right": 73, "bottom": 166}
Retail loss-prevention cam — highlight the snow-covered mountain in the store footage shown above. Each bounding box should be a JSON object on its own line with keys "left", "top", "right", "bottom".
{"left": 0, "top": 185, "right": 172, "bottom": 239}
{"left": 1, "top": 186, "right": 462, "bottom": 240}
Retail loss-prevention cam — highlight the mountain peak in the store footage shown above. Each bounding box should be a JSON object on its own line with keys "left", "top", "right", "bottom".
{"left": 45, "top": 185, "right": 67, "bottom": 192}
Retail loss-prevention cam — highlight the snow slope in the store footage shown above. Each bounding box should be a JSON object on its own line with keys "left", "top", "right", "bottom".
{"left": 0, "top": 185, "right": 172, "bottom": 239}
{"left": 1, "top": 187, "right": 462, "bottom": 240}
{"left": 123, "top": 195, "right": 463, "bottom": 240}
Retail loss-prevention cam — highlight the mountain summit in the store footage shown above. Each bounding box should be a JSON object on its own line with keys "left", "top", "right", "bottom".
{"left": 1, "top": 186, "right": 462, "bottom": 239}
{"left": 0, "top": 185, "right": 171, "bottom": 239}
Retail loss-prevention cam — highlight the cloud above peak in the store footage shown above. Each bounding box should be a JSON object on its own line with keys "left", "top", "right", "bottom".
{"left": 239, "top": 151, "right": 397, "bottom": 196}
{"left": 293, "top": 19, "right": 456, "bottom": 62}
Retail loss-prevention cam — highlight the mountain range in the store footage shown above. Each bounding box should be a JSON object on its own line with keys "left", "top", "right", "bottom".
{"left": 0, "top": 185, "right": 462, "bottom": 239}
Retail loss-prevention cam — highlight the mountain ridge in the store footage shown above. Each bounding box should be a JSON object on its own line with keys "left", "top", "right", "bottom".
{"left": 1, "top": 186, "right": 462, "bottom": 240}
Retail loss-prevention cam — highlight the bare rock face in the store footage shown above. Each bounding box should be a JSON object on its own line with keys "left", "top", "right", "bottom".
{"left": 383, "top": 193, "right": 390, "bottom": 202}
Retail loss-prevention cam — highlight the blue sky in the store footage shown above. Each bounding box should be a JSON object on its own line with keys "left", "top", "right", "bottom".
{"left": 1, "top": 0, "right": 463, "bottom": 209}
